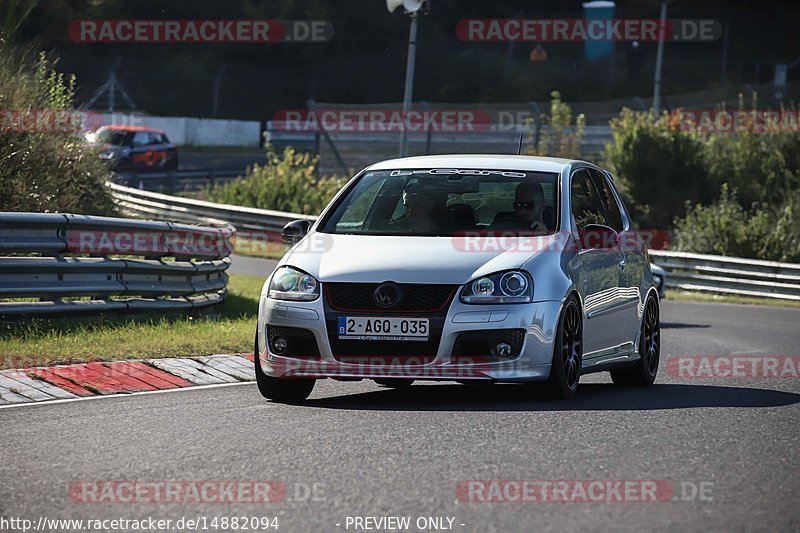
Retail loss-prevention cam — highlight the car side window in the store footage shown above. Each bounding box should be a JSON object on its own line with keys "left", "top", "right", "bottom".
{"left": 570, "top": 169, "right": 608, "bottom": 231}
{"left": 590, "top": 169, "right": 624, "bottom": 232}
{"left": 148, "top": 132, "right": 163, "bottom": 145}
{"left": 132, "top": 132, "right": 148, "bottom": 147}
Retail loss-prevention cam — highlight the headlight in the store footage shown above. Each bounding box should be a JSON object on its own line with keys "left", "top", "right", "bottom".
{"left": 460, "top": 270, "right": 533, "bottom": 304}
{"left": 268, "top": 266, "right": 320, "bottom": 301}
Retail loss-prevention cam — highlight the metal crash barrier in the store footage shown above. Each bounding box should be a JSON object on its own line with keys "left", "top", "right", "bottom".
{"left": 650, "top": 250, "right": 800, "bottom": 301}
{"left": 0, "top": 212, "right": 234, "bottom": 318}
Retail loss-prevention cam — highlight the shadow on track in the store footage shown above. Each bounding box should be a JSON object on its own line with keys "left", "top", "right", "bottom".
{"left": 661, "top": 322, "right": 710, "bottom": 329}
{"left": 301, "top": 383, "right": 800, "bottom": 412}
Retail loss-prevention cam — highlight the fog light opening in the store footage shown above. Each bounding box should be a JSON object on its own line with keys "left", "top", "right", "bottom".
{"left": 496, "top": 342, "right": 513, "bottom": 358}
{"left": 273, "top": 336, "right": 288, "bottom": 355}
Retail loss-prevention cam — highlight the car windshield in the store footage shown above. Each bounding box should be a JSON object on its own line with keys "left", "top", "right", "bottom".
{"left": 96, "top": 129, "right": 134, "bottom": 146}
{"left": 319, "top": 168, "right": 559, "bottom": 236}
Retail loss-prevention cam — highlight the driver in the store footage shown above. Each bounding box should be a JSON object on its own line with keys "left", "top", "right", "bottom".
{"left": 490, "top": 179, "right": 548, "bottom": 232}
{"left": 393, "top": 182, "right": 447, "bottom": 233}
{"left": 513, "top": 179, "right": 547, "bottom": 231}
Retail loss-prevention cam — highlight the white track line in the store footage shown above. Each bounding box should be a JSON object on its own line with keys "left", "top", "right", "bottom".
{"left": 0, "top": 381, "right": 256, "bottom": 411}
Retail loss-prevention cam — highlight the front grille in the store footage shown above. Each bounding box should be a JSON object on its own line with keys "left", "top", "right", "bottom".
{"left": 324, "top": 282, "right": 456, "bottom": 362}
{"left": 329, "top": 336, "right": 440, "bottom": 363}
{"left": 325, "top": 283, "right": 458, "bottom": 313}
{"left": 267, "top": 325, "right": 320, "bottom": 359}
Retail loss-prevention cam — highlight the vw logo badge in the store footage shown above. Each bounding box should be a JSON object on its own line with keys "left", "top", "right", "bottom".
{"left": 374, "top": 282, "right": 401, "bottom": 308}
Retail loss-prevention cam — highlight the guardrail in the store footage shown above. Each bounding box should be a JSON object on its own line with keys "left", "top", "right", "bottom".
{"left": 650, "top": 250, "right": 800, "bottom": 301}
{"left": 0, "top": 212, "right": 233, "bottom": 318}
{"left": 111, "top": 167, "right": 247, "bottom": 193}
{"left": 107, "top": 182, "right": 316, "bottom": 239}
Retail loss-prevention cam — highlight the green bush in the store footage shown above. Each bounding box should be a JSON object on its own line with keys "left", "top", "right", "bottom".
{"left": 606, "top": 100, "right": 800, "bottom": 229}
{"left": 528, "top": 91, "right": 586, "bottom": 159}
{"left": 605, "top": 99, "right": 800, "bottom": 262}
{"left": 0, "top": 39, "right": 116, "bottom": 215}
{"left": 674, "top": 185, "right": 800, "bottom": 263}
{"left": 206, "top": 145, "right": 346, "bottom": 215}
{"left": 604, "top": 108, "right": 712, "bottom": 229}
{"left": 703, "top": 125, "right": 800, "bottom": 210}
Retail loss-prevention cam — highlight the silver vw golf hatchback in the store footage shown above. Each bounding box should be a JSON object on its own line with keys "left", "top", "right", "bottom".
{"left": 255, "top": 155, "right": 660, "bottom": 402}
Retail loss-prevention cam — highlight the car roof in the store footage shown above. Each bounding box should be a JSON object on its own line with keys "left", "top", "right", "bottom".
{"left": 98, "top": 125, "right": 164, "bottom": 133}
{"left": 365, "top": 154, "right": 588, "bottom": 173}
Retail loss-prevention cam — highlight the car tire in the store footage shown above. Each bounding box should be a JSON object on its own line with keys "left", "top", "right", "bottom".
{"left": 253, "top": 333, "right": 315, "bottom": 403}
{"left": 544, "top": 295, "right": 582, "bottom": 399}
{"left": 611, "top": 295, "right": 660, "bottom": 386}
{"left": 374, "top": 379, "right": 414, "bottom": 388}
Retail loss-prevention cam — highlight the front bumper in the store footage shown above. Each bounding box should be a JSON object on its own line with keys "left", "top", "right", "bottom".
{"left": 256, "top": 291, "right": 563, "bottom": 383}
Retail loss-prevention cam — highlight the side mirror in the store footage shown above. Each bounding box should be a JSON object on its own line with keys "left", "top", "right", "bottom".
{"left": 579, "top": 224, "right": 619, "bottom": 249}
{"left": 282, "top": 220, "right": 311, "bottom": 244}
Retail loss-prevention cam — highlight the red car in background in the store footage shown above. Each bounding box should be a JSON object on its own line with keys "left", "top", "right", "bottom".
{"left": 87, "top": 125, "right": 179, "bottom": 171}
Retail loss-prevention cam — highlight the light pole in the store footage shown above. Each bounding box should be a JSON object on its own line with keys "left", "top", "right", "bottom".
{"left": 387, "top": 0, "right": 428, "bottom": 157}
{"left": 652, "top": 1, "right": 668, "bottom": 115}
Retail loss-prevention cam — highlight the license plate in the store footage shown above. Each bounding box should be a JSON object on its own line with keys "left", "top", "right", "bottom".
{"left": 337, "top": 316, "right": 429, "bottom": 341}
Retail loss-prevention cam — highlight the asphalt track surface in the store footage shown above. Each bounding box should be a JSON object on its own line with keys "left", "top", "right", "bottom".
{"left": 1, "top": 256, "right": 798, "bottom": 532}
{"left": 180, "top": 151, "right": 265, "bottom": 171}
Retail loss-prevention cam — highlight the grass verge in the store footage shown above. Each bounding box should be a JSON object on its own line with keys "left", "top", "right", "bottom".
{"left": 665, "top": 290, "right": 800, "bottom": 309}
{"left": 0, "top": 274, "right": 264, "bottom": 369}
